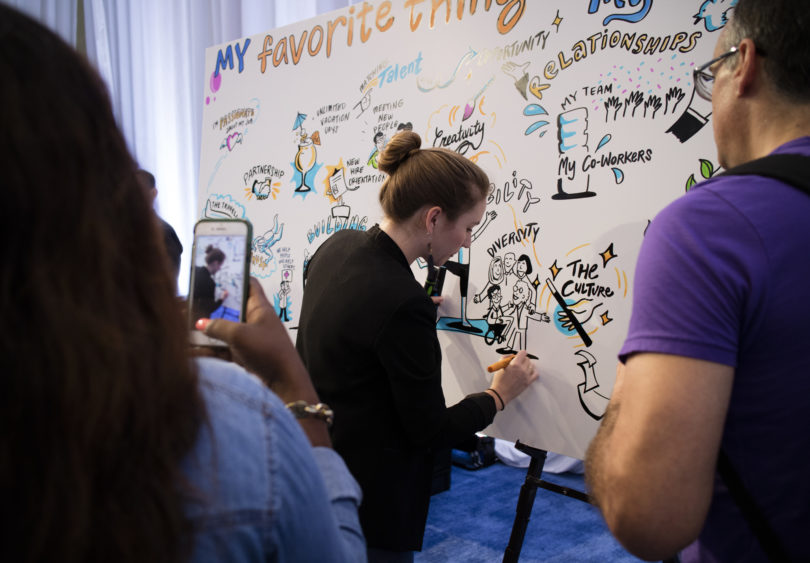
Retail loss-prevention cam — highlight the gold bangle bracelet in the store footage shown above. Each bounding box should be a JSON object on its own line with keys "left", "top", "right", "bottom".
{"left": 285, "top": 400, "right": 334, "bottom": 427}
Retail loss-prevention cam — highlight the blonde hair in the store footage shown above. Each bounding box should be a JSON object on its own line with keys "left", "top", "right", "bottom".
{"left": 378, "top": 131, "right": 489, "bottom": 222}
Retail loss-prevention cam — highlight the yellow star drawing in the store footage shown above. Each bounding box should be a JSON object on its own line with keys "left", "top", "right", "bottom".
{"left": 600, "top": 243, "right": 618, "bottom": 267}
{"left": 549, "top": 260, "right": 561, "bottom": 280}
{"left": 552, "top": 11, "right": 563, "bottom": 32}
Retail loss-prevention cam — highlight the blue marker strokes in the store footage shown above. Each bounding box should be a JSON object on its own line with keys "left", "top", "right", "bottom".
{"left": 524, "top": 104, "right": 548, "bottom": 116}
{"left": 525, "top": 121, "right": 549, "bottom": 135}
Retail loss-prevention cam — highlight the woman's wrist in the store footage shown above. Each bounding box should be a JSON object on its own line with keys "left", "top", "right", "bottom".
{"left": 297, "top": 419, "right": 332, "bottom": 448}
{"left": 486, "top": 388, "right": 505, "bottom": 411}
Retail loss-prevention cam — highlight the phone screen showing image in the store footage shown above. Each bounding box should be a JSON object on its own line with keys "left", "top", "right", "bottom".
{"left": 188, "top": 221, "right": 251, "bottom": 346}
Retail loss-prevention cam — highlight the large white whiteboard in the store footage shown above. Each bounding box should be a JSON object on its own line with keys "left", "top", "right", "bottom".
{"left": 198, "top": 0, "right": 733, "bottom": 459}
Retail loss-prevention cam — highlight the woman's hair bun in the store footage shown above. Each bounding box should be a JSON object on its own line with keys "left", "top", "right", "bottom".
{"left": 378, "top": 131, "right": 421, "bottom": 175}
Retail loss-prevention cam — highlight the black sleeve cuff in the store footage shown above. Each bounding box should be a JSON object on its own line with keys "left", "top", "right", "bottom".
{"left": 462, "top": 391, "right": 498, "bottom": 425}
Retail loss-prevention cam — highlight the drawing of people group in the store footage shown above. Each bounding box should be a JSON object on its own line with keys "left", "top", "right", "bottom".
{"left": 472, "top": 252, "right": 550, "bottom": 355}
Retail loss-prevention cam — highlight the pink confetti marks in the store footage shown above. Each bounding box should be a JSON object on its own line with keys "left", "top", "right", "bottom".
{"left": 210, "top": 71, "right": 222, "bottom": 92}
{"left": 207, "top": 71, "right": 222, "bottom": 105}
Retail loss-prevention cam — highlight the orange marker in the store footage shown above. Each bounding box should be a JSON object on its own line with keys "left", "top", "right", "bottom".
{"left": 487, "top": 354, "right": 516, "bottom": 373}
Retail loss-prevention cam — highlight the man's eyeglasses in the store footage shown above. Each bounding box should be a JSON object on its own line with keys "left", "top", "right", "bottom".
{"left": 693, "top": 46, "right": 738, "bottom": 101}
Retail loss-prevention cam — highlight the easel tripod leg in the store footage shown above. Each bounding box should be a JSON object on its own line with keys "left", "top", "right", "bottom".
{"left": 503, "top": 444, "right": 547, "bottom": 563}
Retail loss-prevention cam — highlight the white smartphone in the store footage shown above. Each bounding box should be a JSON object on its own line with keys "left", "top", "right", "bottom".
{"left": 188, "top": 218, "right": 252, "bottom": 347}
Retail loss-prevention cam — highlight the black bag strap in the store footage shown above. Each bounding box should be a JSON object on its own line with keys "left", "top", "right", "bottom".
{"left": 712, "top": 153, "right": 809, "bottom": 561}
{"left": 718, "top": 153, "right": 810, "bottom": 194}
{"left": 717, "top": 449, "right": 790, "bottom": 561}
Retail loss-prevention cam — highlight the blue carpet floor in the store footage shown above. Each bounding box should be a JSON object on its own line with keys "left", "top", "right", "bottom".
{"left": 416, "top": 461, "right": 644, "bottom": 562}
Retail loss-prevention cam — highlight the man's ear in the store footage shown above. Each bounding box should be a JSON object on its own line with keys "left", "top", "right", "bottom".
{"left": 734, "top": 38, "right": 759, "bottom": 96}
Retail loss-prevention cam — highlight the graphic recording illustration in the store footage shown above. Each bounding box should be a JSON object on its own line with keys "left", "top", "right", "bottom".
{"left": 244, "top": 164, "right": 285, "bottom": 202}
{"left": 218, "top": 106, "right": 257, "bottom": 151}
{"left": 291, "top": 112, "right": 322, "bottom": 194}
{"left": 194, "top": 1, "right": 728, "bottom": 458}
{"left": 495, "top": 277, "right": 550, "bottom": 354}
{"left": 693, "top": 0, "right": 738, "bottom": 32}
{"left": 503, "top": 61, "right": 531, "bottom": 101}
{"left": 602, "top": 86, "right": 685, "bottom": 122}
{"left": 251, "top": 215, "right": 285, "bottom": 279}
{"left": 686, "top": 157, "right": 721, "bottom": 191}
{"left": 667, "top": 1, "right": 736, "bottom": 142}
{"left": 276, "top": 270, "right": 293, "bottom": 322}
{"left": 487, "top": 171, "right": 542, "bottom": 214}
{"left": 435, "top": 211, "right": 550, "bottom": 360}
{"left": 421, "top": 47, "right": 501, "bottom": 163}
{"left": 555, "top": 107, "right": 595, "bottom": 200}
{"left": 248, "top": 177, "right": 281, "bottom": 200}
{"left": 324, "top": 159, "right": 350, "bottom": 210}
{"left": 368, "top": 132, "right": 387, "bottom": 169}
{"left": 205, "top": 98, "right": 261, "bottom": 194}
{"left": 545, "top": 278, "right": 593, "bottom": 347}
{"left": 304, "top": 156, "right": 370, "bottom": 251}
{"left": 588, "top": 0, "right": 653, "bottom": 25}
{"left": 482, "top": 284, "right": 512, "bottom": 346}
{"left": 206, "top": 38, "right": 251, "bottom": 108}
{"left": 666, "top": 81, "right": 713, "bottom": 143}
{"left": 435, "top": 234, "right": 623, "bottom": 367}
{"left": 416, "top": 48, "right": 474, "bottom": 93}
{"left": 203, "top": 194, "right": 247, "bottom": 220}
{"left": 523, "top": 102, "right": 550, "bottom": 138}
{"left": 574, "top": 350, "right": 610, "bottom": 420}
{"left": 434, "top": 210, "right": 498, "bottom": 335}
{"left": 543, "top": 243, "right": 624, "bottom": 350}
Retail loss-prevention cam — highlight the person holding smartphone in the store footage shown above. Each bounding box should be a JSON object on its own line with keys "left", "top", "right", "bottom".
{"left": 0, "top": 6, "right": 364, "bottom": 562}
{"left": 296, "top": 130, "right": 540, "bottom": 562}
{"left": 188, "top": 222, "right": 251, "bottom": 347}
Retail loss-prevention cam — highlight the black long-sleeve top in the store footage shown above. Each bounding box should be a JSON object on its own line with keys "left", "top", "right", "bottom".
{"left": 191, "top": 265, "right": 222, "bottom": 320}
{"left": 296, "top": 225, "right": 496, "bottom": 551}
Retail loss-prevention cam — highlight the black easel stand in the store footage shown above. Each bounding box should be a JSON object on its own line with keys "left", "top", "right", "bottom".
{"left": 503, "top": 440, "right": 591, "bottom": 563}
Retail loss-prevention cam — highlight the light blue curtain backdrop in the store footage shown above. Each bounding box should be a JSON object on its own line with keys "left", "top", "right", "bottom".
{"left": 7, "top": 0, "right": 357, "bottom": 293}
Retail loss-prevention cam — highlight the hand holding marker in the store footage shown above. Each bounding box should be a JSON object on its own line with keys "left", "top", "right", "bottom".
{"left": 487, "top": 354, "right": 515, "bottom": 373}
{"left": 485, "top": 352, "right": 538, "bottom": 411}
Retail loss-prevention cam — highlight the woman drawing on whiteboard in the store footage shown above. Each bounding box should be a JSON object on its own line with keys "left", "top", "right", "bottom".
{"left": 191, "top": 245, "right": 228, "bottom": 321}
{"left": 296, "top": 130, "right": 539, "bottom": 561}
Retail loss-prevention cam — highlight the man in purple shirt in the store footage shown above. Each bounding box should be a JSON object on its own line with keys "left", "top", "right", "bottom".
{"left": 585, "top": 0, "right": 810, "bottom": 561}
